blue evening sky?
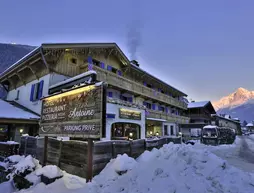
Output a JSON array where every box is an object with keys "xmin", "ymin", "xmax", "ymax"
[{"xmin": 1, "ymin": 0, "xmax": 254, "ymax": 101}]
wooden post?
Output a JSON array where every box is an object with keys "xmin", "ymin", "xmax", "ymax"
[
  {"xmin": 86, "ymin": 138, "xmax": 94, "ymax": 183},
  {"xmin": 24, "ymin": 136, "xmax": 28, "ymax": 155},
  {"xmin": 58, "ymin": 140, "xmax": 63, "ymax": 167},
  {"xmin": 43, "ymin": 136, "xmax": 48, "ymax": 166}
]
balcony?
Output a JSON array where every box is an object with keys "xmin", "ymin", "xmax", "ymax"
[
  {"xmin": 82, "ymin": 64, "xmax": 187, "ymax": 110},
  {"xmin": 146, "ymin": 110, "xmax": 190, "ymax": 124},
  {"xmin": 189, "ymin": 114, "xmax": 211, "ymax": 120}
]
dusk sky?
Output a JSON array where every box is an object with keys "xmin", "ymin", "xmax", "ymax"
[{"xmin": 1, "ymin": 0, "xmax": 254, "ymax": 102}]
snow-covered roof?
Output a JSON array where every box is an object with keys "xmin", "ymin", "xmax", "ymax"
[
  {"xmin": 188, "ymin": 101, "xmax": 209, "ymax": 108},
  {"xmin": 49, "ymin": 70, "xmax": 97, "ymax": 89},
  {"xmin": 203, "ymin": 125, "xmax": 218, "ymax": 129},
  {"xmin": 246, "ymin": 123, "xmax": 253, "ymax": 127},
  {"xmin": 146, "ymin": 118, "xmax": 167, "ymax": 122},
  {"xmin": 0, "ymin": 99, "xmax": 39, "ymax": 120}
]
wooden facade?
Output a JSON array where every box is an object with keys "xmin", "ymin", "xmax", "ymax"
[{"xmin": 0, "ymin": 43, "xmax": 189, "ymax": 124}]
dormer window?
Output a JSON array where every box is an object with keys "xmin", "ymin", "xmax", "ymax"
[{"xmin": 70, "ymin": 58, "xmax": 77, "ymax": 64}]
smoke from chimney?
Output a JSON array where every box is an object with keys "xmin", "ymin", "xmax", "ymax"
[{"xmin": 126, "ymin": 0, "xmax": 143, "ymax": 61}]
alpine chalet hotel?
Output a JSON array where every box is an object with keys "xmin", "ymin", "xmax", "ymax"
[{"xmin": 0, "ymin": 43, "xmax": 189, "ymax": 141}]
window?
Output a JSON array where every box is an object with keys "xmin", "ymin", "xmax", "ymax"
[
  {"xmin": 92, "ymin": 59, "xmax": 100, "ymax": 67},
  {"xmin": 30, "ymin": 80, "xmax": 44, "ymax": 101},
  {"xmin": 15, "ymin": 90, "xmax": 20, "ymax": 100},
  {"xmin": 147, "ymin": 84, "xmax": 152, "ymax": 88},
  {"xmin": 164, "ymin": 125, "xmax": 168, "ymax": 135},
  {"xmin": 145, "ymin": 102, "xmax": 152, "ymax": 109},
  {"xmin": 111, "ymin": 123, "xmax": 141, "ymax": 140},
  {"xmin": 170, "ymin": 126, "xmax": 174, "ymax": 135},
  {"xmin": 152, "ymin": 104, "xmax": 156, "ymax": 110},
  {"xmin": 159, "ymin": 106, "xmax": 165, "ymax": 112},
  {"xmin": 70, "ymin": 58, "xmax": 77, "ymax": 64},
  {"xmin": 120, "ymin": 95, "xmax": 128, "ymax": 101},
  {"xmin": 112, "ymin": 67, "xmax": 118, "ymax": 74},
  {"xmin": 128, "ymin": 97, "xmax": 133, "ymax": 103}
]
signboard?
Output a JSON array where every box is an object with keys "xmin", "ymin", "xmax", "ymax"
[
  {"xmin": 119, "ymin": 108, "xmax": 141, "ymax": 120},
  {"xmin": 40, "ymin": 84, "xmax": 104, "ymax": 138}
]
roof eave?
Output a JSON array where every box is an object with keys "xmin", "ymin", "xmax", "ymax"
[
  {"xmin": 0, "ymin": 46, "xmax": 41, "ymax": 81},
  {"xmin": 130, "ymin": 64, "xmax": 187, "ymax": 96},
  {"xmin": 41, "ymin": 42, "xmax": 130, "ymax": 64}
]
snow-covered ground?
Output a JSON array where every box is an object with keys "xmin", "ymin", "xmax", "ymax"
[{"xmin": 1, "ymin": 137, "xmax": 254, "ymax": 193}]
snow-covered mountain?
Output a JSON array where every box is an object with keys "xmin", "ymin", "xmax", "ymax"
[{"xmin": 212, "ymin": 87, "xmax": 254, "ymax": 122}]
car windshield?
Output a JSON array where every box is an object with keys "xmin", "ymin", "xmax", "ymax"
[{"xmin": 202, "ymin": 128, "xmax": 217, "ymax": 137}]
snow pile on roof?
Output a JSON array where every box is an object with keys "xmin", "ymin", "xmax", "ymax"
[
  {"xmin": 5, "ymin": 142, "xmax": 253, "ymax": 193},
  {"xmin": 203, "ymin": 125, "xmax": 217, "ymax": 129},
  {"xmin": 246, "ymin": 123, "xmax": 254, "ymax": 127},
  {"xmin": 0, "ymin": 141, "xmax": 19, "ymax": 145},
  {"xmin": 36, "ymin": 165, "xmax": 63, "ymax": 179},
  {"xmin": 49, "ymin": 70, "xmax": 96, "ymax": 89},
  {"xmin": 0, "ymin": 99, "xmax": 39, "ymax": 120},
  {"xmin": 188, "ymin": 101, "xmax": 209, "ymax": 108}
]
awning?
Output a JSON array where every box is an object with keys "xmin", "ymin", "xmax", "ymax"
[{"xmin": 146, "ymin": 118, "xmax": 166, "ymax": 122}]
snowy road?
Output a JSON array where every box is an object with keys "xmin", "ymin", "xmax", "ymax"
[{"xmin": 211, "ymin": 136, "xmax": 254, "ymax": 172}]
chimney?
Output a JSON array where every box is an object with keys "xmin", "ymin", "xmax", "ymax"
[{"xmin": 131, "ymin": 60, "xmax": 140, "ymax": 67}]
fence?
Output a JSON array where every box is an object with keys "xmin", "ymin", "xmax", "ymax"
[
  {"xmin": 18, "ymin": 136, "xmax": 181, "ymax": 179},
  {"xmin": 0, "ymin": 142, "xmax": 19, "ymax": 158}
]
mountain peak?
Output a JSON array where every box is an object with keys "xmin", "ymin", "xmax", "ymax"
[
  {"xmin": 236, "ymin": 87, "xmax": 249, "ymax": 93},
  {"xmin": 212, "ymin": 87, "xmax": 254, "ymax": 111}
]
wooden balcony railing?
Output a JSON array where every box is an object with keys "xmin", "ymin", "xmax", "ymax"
[
  {"xmin": 146, "ymin": 110, "xmax": 190, "ymax": 124},
  {"xmin": 82, "ymin": 65, "xmax": 187, "ymax": 110},
  {"xmin": 189, "ymin": 114, "xmax": 211, "ymax": 120}
]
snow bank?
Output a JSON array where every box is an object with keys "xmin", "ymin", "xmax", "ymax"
[
  {"xmin": 0, "ymin": 181, "xmax": 15, "ymax": 193},
  {"xmin": 36, "ymin": 165, "xmax": 63, "ymax": 178},
  {"xmin": 12, "ymin": 140, "xmax": 254, "ymax": 193},
  {"xmin": 6, "ymin": 155, "xmax": 40, "ymax": 179}
]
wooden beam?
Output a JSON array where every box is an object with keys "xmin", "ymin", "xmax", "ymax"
[
  {"xmin": 0, "ymin": 118, "xmax": 38, "ymax": 125},
  {"xmin": 40, "ymin": 47, "xmax": 50, "ymax": 72},
  {"xmin": 15, "ymin": 72, "xmax": 26, "ymax": 85},
  {"xmin": 27, "ymin": 65, "xmax": 39, "ymax": 79},
  {"xmin": 29, "ymin": 57, "xmax": 41, "ymax": 65},
  {"xmin": 6, "ymin": 78, "xmax": 16, "ymax": 89},
  {"xmin": 0, "ymin": 83, "xmax": 8, "ymax": 92}
]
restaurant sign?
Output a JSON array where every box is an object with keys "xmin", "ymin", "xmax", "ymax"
[
  {"xmin": 40, "ymin": 84, "xmax": 104, "ymax": 138},
  {"xmin": 119, "ymin": 108, "xmax": 141, "ymax": 120}
]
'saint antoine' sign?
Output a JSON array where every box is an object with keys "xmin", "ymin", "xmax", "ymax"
[{"xmin": 40, "ymin": 84, "xmax": 104, "ymax": 138}]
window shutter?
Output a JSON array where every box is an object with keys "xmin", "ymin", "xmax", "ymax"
[
  {"xmin": 128, "ymin": 97, "xmax": 133, "ymax": 103},
  {"xmin": 30, "ymin": 84, "xmax": 35, "ymax": 101},
  {"xmin": 108, "ymin": 92, "xmax": 113, "ymax": 98},
  {"xmin": 38, "ymin": 80, "xmax": 44, "ymax": 99},
  {"xmin": 143, "ymin": 101, "xmax": 146, "ymax": 106},
  {"xmin": 87, "ymin": 56, "xmax": 93, "ymax": 64},
  {"xmin": 152, "ymin": 104, "xmax": 156, "ymax": 110},
  {"xmin": 107, "ymin": 65, "xmax": 112, "ymax": 71},
  {"xmin": 166, "ymin": 108, "xmax": 168, "ymax": 113},
  {"xmin": 117, "ymin": 70, "xmax": 122, "ymax": 76},
  {"xmin": 100, "ymin": 62, "xmax": 105, "ymax": 69}
]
